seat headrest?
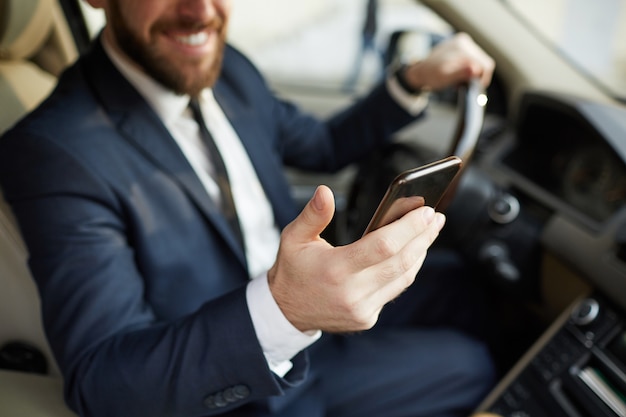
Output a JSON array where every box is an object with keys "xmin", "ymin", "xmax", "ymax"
[{"xmin": 0, "ymin": 0, "xmax": 55, "ymax": 60}]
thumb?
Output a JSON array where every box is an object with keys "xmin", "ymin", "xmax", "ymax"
[{"xmin": 286, "ymin": 185, "xmax": 335, "ymax": 243}]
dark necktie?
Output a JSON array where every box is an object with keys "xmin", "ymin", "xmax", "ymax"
[{"xmin": 189, "ymin": 98, "xmax": 244, "ymax": 248}]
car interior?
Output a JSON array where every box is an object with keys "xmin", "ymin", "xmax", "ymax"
[
  {"xmin": 2, "ymin": 1, "xmax": 626, "ymax": 416},
  {"xmin": 0, "ymin": 0, "xmax": 79, "ymax": 413}
]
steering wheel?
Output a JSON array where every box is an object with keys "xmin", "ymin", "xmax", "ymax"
[
  {"xmin": 342, "ymin": 78, "xmax": 488, "ymax": 243},
  {"xmin": 448, "ymin": 78, "xmax": 488, "ymax": 162},
  {"xmin": 438, "ymin": 77, "xmax": 488, "ymax": 209}
]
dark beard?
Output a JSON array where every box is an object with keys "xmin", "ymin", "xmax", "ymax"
[{"xmin": 108, "ymin": 0, "xmax": 225, "ymax": 96}]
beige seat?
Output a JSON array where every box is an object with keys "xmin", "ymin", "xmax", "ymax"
[{"xmin": 0, "ymin": 0, "xmax": 78, "ymax": 415}]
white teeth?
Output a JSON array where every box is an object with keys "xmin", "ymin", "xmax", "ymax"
[{"xmin": 176, "ymin": 32, "xmax": 209, "ymax": 46}]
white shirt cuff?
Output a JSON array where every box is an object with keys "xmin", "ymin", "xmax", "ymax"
[
  {"xmin": 386, "ymin": 74, "xmax": 430, "ymax": 116},
  {"xmin": 246, "ymin": 273, "xmax": 322, "ymax": 377}
]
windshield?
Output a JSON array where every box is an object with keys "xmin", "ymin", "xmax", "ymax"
[
  {"xmin": 502, "ymin": 0, "xmax": 626, "ymax": 101},
  {"xmin": 228, "ymin": 0, "xmax": 451, "ymax": 94}
]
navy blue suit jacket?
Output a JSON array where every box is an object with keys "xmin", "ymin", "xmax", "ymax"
[{"xmin": 0, "ymin": 40, "xmax": 420, "ymax": 416}]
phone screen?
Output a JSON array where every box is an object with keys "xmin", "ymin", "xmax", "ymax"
[{"xmin": 363, "ymin": 156, "xmax": 462, "ymax": 235}]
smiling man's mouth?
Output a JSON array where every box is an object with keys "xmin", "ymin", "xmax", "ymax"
[{"xmin": 175, "ymin": 31, "xmax": 210, "ymax": 46}]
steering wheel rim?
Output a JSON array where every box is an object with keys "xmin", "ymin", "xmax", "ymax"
[
  {"xmin": 342, "ymin": 78, "xmax": 488, "ymax": 243},
  {"xmin": 438, "ymin": 77, "xmax": 488, "ymax": 210},
  {"xmin": 448, "ymin": 78, "xmax": 488, "ymax": 162}
]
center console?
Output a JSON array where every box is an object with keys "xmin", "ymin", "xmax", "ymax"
[{"xmin": 479, "ymin": 294, "xmax": 626, "ymax": 417}]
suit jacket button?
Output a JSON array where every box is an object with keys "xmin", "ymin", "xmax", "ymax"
[
  {"xmin": 223, "ymin": 387, "xmax": 236, "ymax": 402},
  {"xmin": 204, "ymin": 385, "xmax": 250, "ymax": 409},
  {"xmin": 213, "ymin": 392, "xmax": 228, "ymax": 407},
  {"xmin": 204, "ymin": 393, "xmax": 228, "ymax": 409},
  {"xmin": 232, "ymin": 385, "xmax": 250, "ymax": 400},
  {"xmin": 204, "ymin": 395, "xmax": 217, "ymax": 409}
]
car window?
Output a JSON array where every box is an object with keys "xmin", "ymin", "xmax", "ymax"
[
  {"xmin": 502, "ymin": 0, "xmax": 626, "ymax": 102},
  {"xmin": 228, "ymin": 0, "xmax": 453, "ymax": 114}
]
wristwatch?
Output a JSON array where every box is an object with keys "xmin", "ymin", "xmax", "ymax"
[{"xmin": 394, "ymin": 64, "xmax": 423, "ymax": 95}]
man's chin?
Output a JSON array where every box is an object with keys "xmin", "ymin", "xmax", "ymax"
[
  {"xmin": 143, "ymin": 61, "xmax": 218, "ymax": 96},
  {"xmin": 127, "ymin": 37, "xmax": 224, "ymax": 95}
]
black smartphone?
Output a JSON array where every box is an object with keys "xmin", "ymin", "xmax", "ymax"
[{"xmin": 362, "ymin": 156, "xmax": 462, "ymax": 235}]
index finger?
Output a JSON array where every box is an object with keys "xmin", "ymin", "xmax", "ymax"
[{"xmin": 343, "ymin": 206, "xmax": 440, "ymax": 270}]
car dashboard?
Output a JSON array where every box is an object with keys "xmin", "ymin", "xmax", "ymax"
[
  {"xmin": 503, "ymin": 94, "xmax": 626, "ymax": 228},
  {"xmin": 483, "ymin": 92, "xmax": 626, "ymax": 309},
  {"xmin": 472, "ymin": 91, "xmax": 626, "ymax": 417}
]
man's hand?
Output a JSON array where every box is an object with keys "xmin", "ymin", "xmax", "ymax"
[
  {"xmin": 403, "ymin": 32, "xmax": 495, "ymax": 91},
  {"xmin": 267, "ymin": 185, "xmax": 445, "ymax": 333}
]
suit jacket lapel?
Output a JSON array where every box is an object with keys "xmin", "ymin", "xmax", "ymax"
[
  {"xmin": 213, "ymin": 64, "xmax": 299, "ymax": 229},
  {"xmin": 81, "ymin": 40, "xmax": 248, "ymax": 267}
]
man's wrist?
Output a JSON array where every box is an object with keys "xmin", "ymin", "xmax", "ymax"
[
  {"xmin": 394, "ymin": 64, "xmax": 424, "ymax": 95},
  {"xmin": 246, "ymin": 273, "xmax": 321, "ymax": 377},
  {"xmin": 387, "ymin": 65, "xmax": 431, "ymax": 116}
]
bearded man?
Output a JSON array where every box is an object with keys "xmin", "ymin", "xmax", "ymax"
[{"xmin": 0, "ymin": 1, "xmax": 496, "ymax": 416}]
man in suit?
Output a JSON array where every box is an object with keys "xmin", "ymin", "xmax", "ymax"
[{"xmin": 0, "ymin": 0, "xmax": 496, "ymax": 416}]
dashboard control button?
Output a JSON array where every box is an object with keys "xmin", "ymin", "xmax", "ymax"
[{"xmin": 570, "ymin": 298, "xmax": 600, "ymax": 326}]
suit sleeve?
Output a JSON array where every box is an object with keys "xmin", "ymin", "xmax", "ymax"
[
  {"xmin": 220, "ymin": 46, "xmax": 423, "ymax": 174},
  {"xmin": 0, "ymin": 130, "xmax": 306, "ymax": 417}
]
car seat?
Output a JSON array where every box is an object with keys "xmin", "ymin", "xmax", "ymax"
[{"xmin": 0, "ymin": 0, "xmax": 78, "ymax": 414}]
